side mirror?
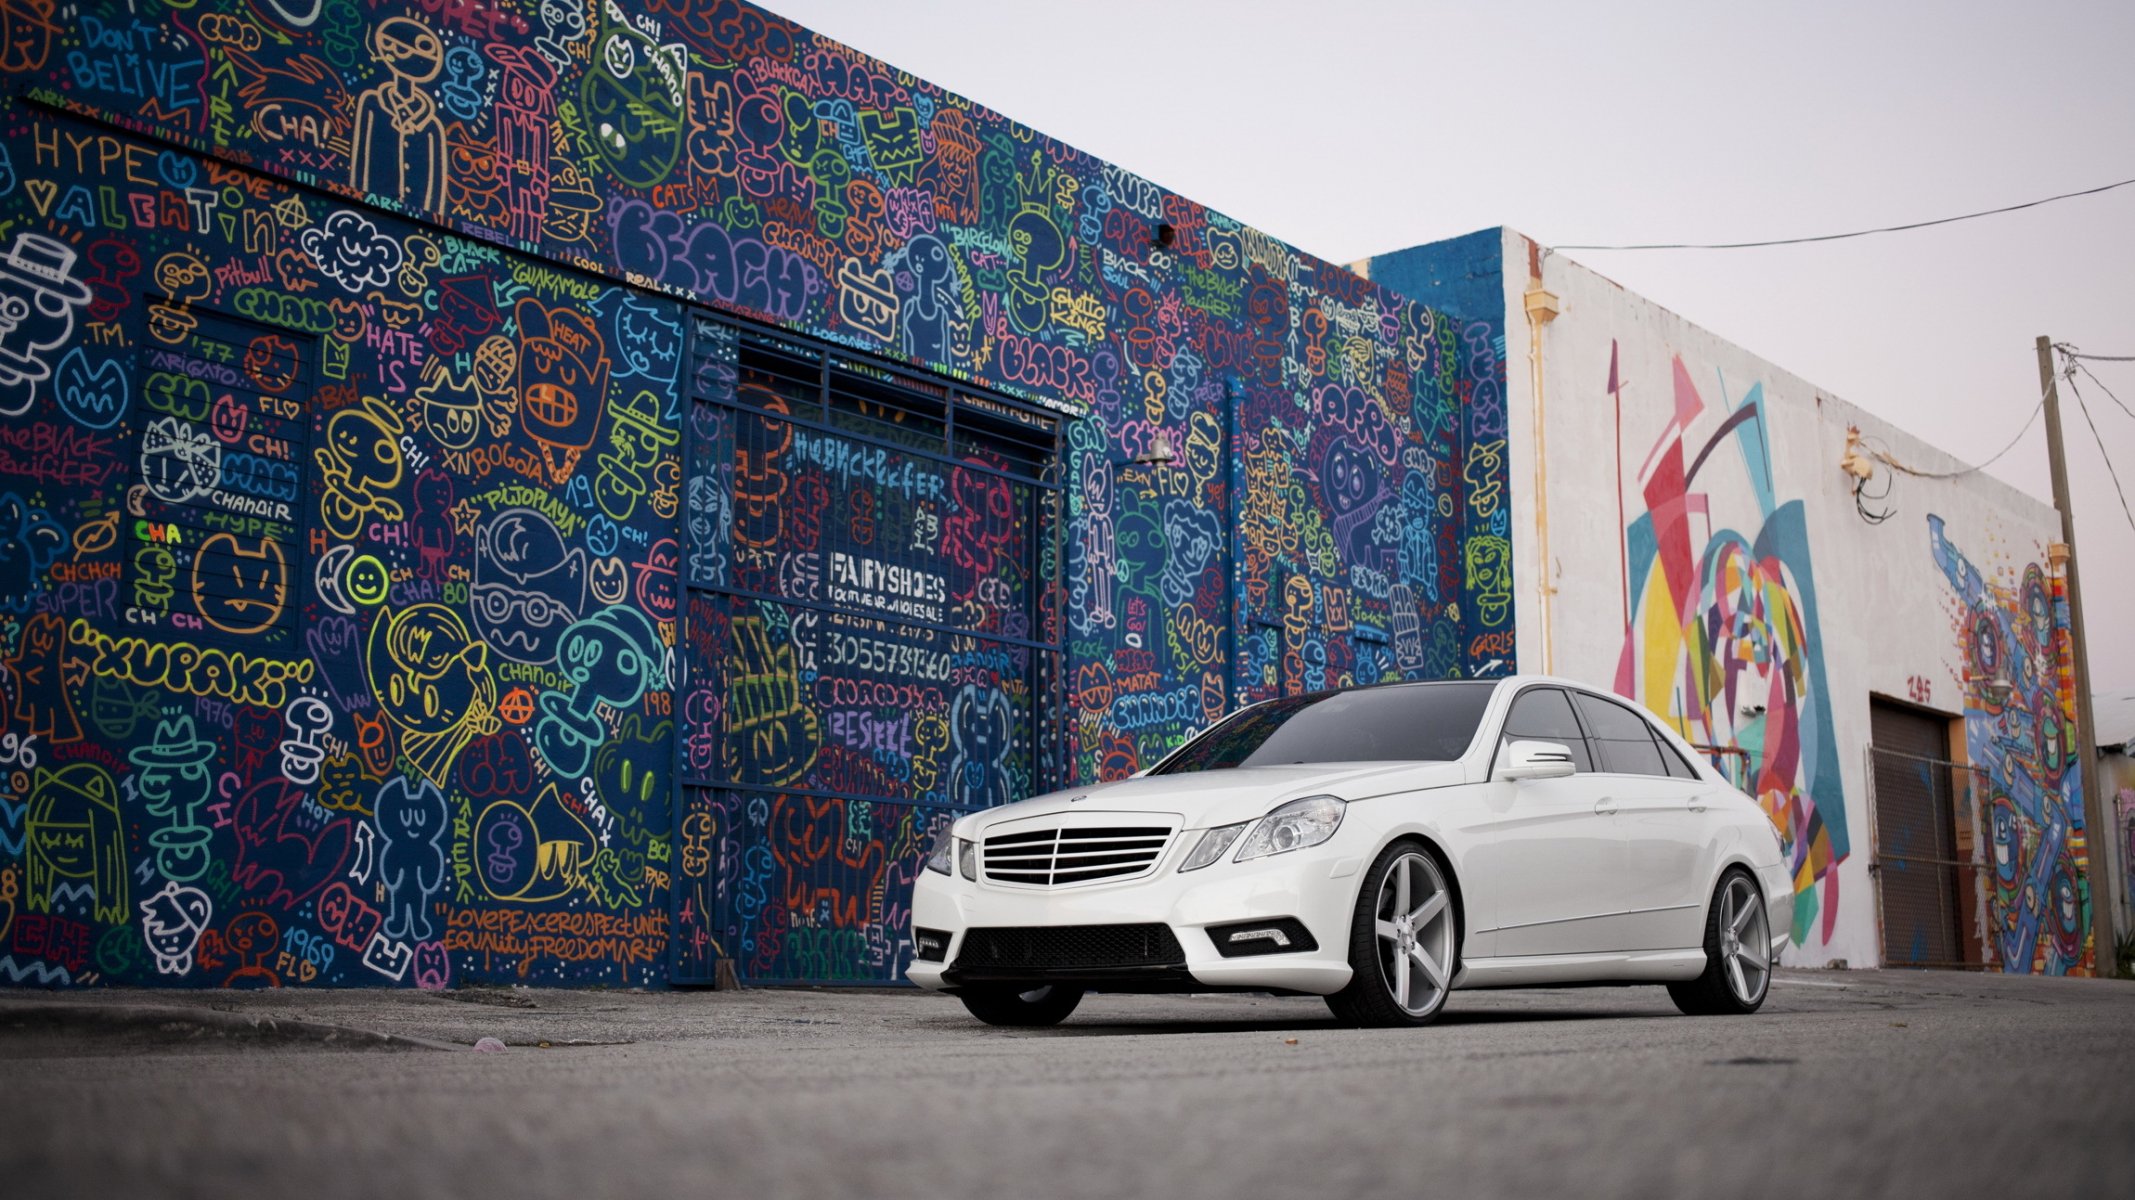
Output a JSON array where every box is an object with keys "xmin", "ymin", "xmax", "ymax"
[{"xmin": 1500, "ymin": 740, "xmax": 1577, "ymax": 781}]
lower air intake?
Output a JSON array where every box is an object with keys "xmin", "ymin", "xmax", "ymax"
[{"xmin": 952, "ymin": 924, "xmax": 1186, "ymax": 971}]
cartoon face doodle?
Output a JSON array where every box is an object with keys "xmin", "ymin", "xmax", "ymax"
[
  {"xmin": 366, "ymin": 603, "xmax": 499, "ymax": 786},
  {"xmin": 130, "ymin": 715, "xmax": 217, "ymax": 884},
  {"xmin": 533, "ymin": 607, "xmax": 665, "ymax": 778},
  {"xmin": 86, "ymin": 674, "xmax": 158, "ymax": 741},
  {"xmin": 373, "ymin": 775, "xmax": 448, "ymax": 943},
  {"xmin": 516, "ymin": 298, "xmax": 611, "ymax": 483},
  {"xmin": 191, "ymin": 532, "xmax": 290, "ymax": 636},
  {"xmin": 0, "ymin": 232, "xmax": 93, "ymax": 415},
  {"xmin": 350, "ymin": 16, "xmax": 447, "ymax": 210},
  {"xmin": 315, "ymin": 396, "xmax": 406, "ymax": 540},
  {"xmin": 473, "ymin": 507, "xmax": 586, "ymax": 664},
  {"xmin": 415, "ymin": 359, "xmax": 487, "ymax": 451},
  {"xmin": 279, "ymin": 695, "xmax": 334, "ymax": 786},
  {"xmin": 138, "ymin": 881, "xmax": 212, "ymax": 975},
  {"xmin": 26, "ymin": 763, "xmax": 128, "ymax": 925},
  {"xmin": 473, "ymin": 783, "xmax": 595, "ymax": 903},
  {"xmin": 578, "ymin": 0, "xmax": 685, "ymax": 188},
  {"xmin": 1463, "ymin": 536, "xmax": 1513, "ymax": 629},
  {"xmin": 139, "ymin": 416, "xmax": 222, "ymax": 505}
]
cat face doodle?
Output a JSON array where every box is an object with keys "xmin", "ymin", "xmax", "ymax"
[
  {"xmin": 140, "ymin": 417, "xmax": 221, "ymax": 504},
  {"xmin": 192, "ymin": 532, "xmax": 289, "ymax": 636},
  {"xmin": 579, "ymin": 2, "xmax": 684, "ymax": 188},
  {"xmin": 416, "ymin": 361, "xmax": 484, "ymax": 451},
  {"xmin": 473, "ymin": 507, "xmax": 586, "ymax": 664}
]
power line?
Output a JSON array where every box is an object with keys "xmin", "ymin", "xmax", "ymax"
[
  {"xmin": 1867, "ymin": 382, "xmax": 2048, "ymax": 480},
  {"xmin": 1555, "ymin": 174, "xmax": 2135, "ymax": 251},
  {"xmin": 2060, "ymin": 348, "xmax": 2135, "ymax": 363},
  {"xmin": 2063, "ymin": 372, "xmax": 2135, "ymax": 542},
  {"xmin": 2068, "ymin": 358, "xmax": 2135, "ymax": 423}
]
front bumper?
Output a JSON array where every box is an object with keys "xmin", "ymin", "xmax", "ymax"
[{"xmin": 906, "ymin": 819, "xmax": 1376, "ymax": 996}]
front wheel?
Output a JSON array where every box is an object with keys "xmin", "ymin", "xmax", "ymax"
[
  {"xmin": 1668, "ymin": 869, "xmax": 1773, "ymax": 1015},
  {"xmin": 956, "ymin": 983, "xmax": 1085, "ymax": 1026},
  {"xmin": 1325, "ymin": 842, "xmax": 1458, "ymax": 1027}
]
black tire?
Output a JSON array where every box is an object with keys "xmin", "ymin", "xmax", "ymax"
[
  {"xmin": 956, "ymin": 983, "xmax": 1085, "ymax": 1026},
  {"xmin": 1668, "ymin": 868, "xmax": 1773, "ymax": 1016},
  {"xmin": 1325, "ymin": 840, "xmax": 1460, "ymax": 1028}
]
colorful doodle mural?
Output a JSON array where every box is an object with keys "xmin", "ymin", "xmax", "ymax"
[
  {"xmin": 0, "ymin": 109, "xmax": 680, "ymax": 984},
  {"xmin": 1614, "ymin": 348, "xmax": 1849, "ymax": 951},
  {"xmin": 1928, "ymin": 516, "xmax": 2093, "ymax": 975},
  {"xmin": 0, "ymin": 0, "xmax": 1507, "ymax": 987}
]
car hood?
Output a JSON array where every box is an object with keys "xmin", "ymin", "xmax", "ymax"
[{"xmin": 966, "ymin": 761, "xmax": 1470, "ymax": 832}]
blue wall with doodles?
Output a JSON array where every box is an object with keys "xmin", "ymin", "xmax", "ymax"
[{"xmin": 0, "ymin": 0, "xmax": 1508, "ymax": 987}]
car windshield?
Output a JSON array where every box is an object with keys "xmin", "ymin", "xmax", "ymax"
[{"xmin": 1150, "ymin": 682, "xmax": 1496, "ymax": 774}]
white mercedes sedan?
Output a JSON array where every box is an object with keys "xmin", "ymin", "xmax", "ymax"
[{"xmin": 907, "ymin": 676, "xmax": 1791, "ymax": 1027}]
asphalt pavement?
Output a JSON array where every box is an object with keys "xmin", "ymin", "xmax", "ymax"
[{"xmin": 3, "ymin": 968, "xmax": 2130, "ymax": 1199}]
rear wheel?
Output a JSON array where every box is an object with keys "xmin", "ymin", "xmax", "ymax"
[
  {"xmin": 956, "ymin": 983, "xmax": 1085, "ymax": 1026},
  {"xmin": 1668, "ymin": 869, "xmax": 1773, "ymax": 1015},
  {"xmin": 1326, "ymin": 842, "xmax": 1458, "ymax": 1027}
]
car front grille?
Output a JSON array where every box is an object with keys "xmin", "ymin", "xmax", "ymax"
[
  {"xmin": 952, "ymin": 924, "xmax": 1186, "ymax": 971},
  {"xmin": 980, "ymin": 825, "xmax": 1173, "ymax": 886}
]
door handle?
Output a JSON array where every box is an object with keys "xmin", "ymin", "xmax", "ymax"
[
  {"xmin": 1594, "ymin": 796, "xmax": 1619, "ymax": 815},
  {"xmin": 1687, "ymin": 793, "xmax": 1712, "ymax": 813}
]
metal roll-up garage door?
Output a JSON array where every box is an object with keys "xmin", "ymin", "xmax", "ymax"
[
  {"xmin": 1870, "ymin": 699, "xmax": 1973, "ymax": 968},
  {"xmin": 673, "ymin": 316, "xmax": 1063, "ymax": 984}
]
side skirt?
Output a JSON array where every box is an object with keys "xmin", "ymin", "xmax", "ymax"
[{"xmin": 1450, "ymin": 948, "xmax": 1706, "ymax": 989}]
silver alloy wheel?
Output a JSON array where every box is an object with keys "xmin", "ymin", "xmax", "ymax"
[
  {"xmin": 1719, "ymin": 874, "xmax": 1772, "ymax": 1005},
  {"xmin": 1373, "ymin": 851, "xmax": 1455, "ymax": 1016}
]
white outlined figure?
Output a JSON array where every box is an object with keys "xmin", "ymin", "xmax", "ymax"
[{"xmin": 0, "ymin": 233, "xmax": 93, "ymax": 416}]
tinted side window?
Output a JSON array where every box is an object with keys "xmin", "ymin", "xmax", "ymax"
[
  {"xmin": 1575, "ymin": 693, "xmax": 1652, "ymax": 740},
  {"xmin": 1573, "ymin": 692, "xmax": 1671, "ymax": 778},
  {"xmin": 1502, "ymin": 688, "xmax": 1594, "ymax": 773},
  {"xmin": 1657, "ymin": 736, "xmax": 1700, "ymax": 779}
]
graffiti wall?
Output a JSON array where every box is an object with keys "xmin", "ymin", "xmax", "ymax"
[
  {"xmin": 0, "ymin": 0, "xmax": 1507, "ymax": 985},
  {"xmin": 1361, "ymin": 228, "xmax": 2071, "ymax": 968},
  {"xmin": 0, "ymin": 101, "xmax": 680, "ymax": 986},
  {"xmin": 1613, "ymin": 351, "xmax": 1848, "ymax": 952},
  {"xmin": 1929, "ymin": 517, "xmax": 2094, "ymax": 975}
]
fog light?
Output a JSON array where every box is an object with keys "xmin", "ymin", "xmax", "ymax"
[
  {"xmin": 913, "ymin": 927, "xmax": 951, "ymax": 962},
  {"xmin": 1206, "ymin": 917, "xmax": 1318, "ymax": 958}
]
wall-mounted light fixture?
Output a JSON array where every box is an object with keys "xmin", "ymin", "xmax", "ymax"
[{"xmin": 1111, "ymin": 429, "xmax": 1179, "ymax": 467}]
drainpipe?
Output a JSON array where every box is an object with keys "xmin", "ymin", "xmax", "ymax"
[
  {"xmin": 1521, "ymin": 241, "xmax": 1562, "ymax": 675},
  {"xmin": 1224, "ymin": 376, "xmax": 1242, "ymax": 712}
]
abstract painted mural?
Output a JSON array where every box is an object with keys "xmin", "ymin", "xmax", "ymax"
[
  {"xmin": 0, "ymin": 0, "xmax": 1507, "ymax": 986},
  {"xmin": 1614, "ymin": 349, "xmax": 1849, "ymax": 952},
  {"xmin": 1929, "ymin": 516, "xmax": 2093, "ymax": 975}
]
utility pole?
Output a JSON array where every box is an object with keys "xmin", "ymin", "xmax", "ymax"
[{"xmin": 2038, "ymin": 335, "xmax": 2117, "ymax": 977}]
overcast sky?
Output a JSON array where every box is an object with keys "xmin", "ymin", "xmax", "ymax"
[{"xmin": 766, "ymin": 0, "xmax": 2135, "ymax": 690}]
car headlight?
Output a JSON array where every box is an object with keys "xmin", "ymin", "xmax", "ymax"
[
  {"xmin": 1178, "ymin": 822, "xmax": 1250, "ymax": 872},
  {"xmin": 1232, "ymin": 795, "xmax": 1345, "ymax": 862},
  {"xmin": 924, "ymin": 825, "xmax": 955, "ymax": 875}
]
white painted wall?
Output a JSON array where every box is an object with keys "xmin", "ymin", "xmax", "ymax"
[{"xmin": 1498, "ymin": 229, "xmax": 2067, "ymax": 968}]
